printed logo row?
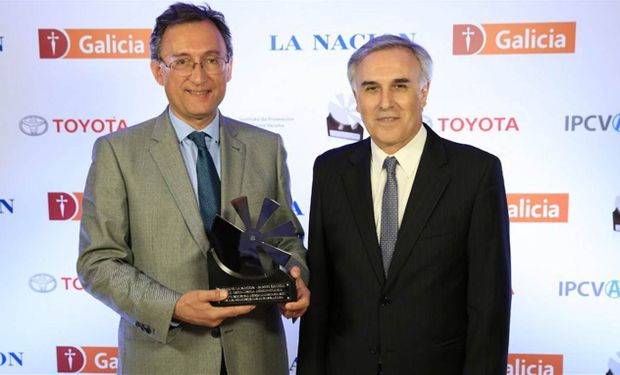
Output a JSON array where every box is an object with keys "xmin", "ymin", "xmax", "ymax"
[
  {"xmin": 15, "ymin": 113, "xmax": 620, "ymax": 139},
  {"xmin": 27, "ymin": 272, "xmax": 620, "ymax": 299},
  {"xmin": 31, "ymin": 21, "xmax": 577, "ymax": 59},
  {"xmin": 3, "ymin": 193, "xmax": 620, "ymax": 228},
  {"xmin": 3, "ymin": 349, "xmax": 620, "ymax": 374}
]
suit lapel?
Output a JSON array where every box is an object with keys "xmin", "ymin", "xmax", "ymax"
[
  {"xmin": 342, "ymin": 139, "xmax": 385, "ymax": 285},
  {"xmin": 219, "ymin": 115, "xmax": 246, "ymax": 224},
  {"xmin": 385, "ymin": 126, "xmax": 450, "ymax": 289},
  {"xmin": 149, "ymin": 110, "xmax": 210, "ymax": 255}
]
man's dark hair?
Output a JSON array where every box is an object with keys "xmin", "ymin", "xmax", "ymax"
[{"xmin": 150, "ymin": 2, "xmax": 232, "ymax": 61}]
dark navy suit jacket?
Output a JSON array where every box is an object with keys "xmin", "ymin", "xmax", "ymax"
[{"xmin": 298, "ymin": 125, "xmax": 511, "ymax": 375}]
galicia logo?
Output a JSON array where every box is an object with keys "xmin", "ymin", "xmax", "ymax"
[
  {"xmin": 507, "ymin": 194, "xmax": 569, "ymax": 223},
  {"xmin": 507, "ymin": 353, "xmax": 563, "ymax": 375},
  {"xmin": 435, "ymin": 116, "xmax": 519, "ymax": 132},
  {"xmin": 453, "ymin": 22, "xmax": 576, "ymax": 55},
  {"xmin": 564, "ymin": 113, "xmax": 620, "ymax": 132},
  {"xmin": 0, "ymin": 352, "xmax": 23, "ymax": 367},
  {"xmin": 270, "ymin": 32, "xmax": 415, "ymax": 51},
  {"xmin": 0, "ymin": 36, "xmax": 4, "ymax": 52},
  {"xmin": 48, "ymin": 192, "xmax": 83, "ymax": 221},
  {"xmin": 29, "ymin": 273, "xmax": 57, "ymax": 293},
  {"xmin": 56, "ymin": 346, "xmax": 117, "ymax": 373},
  {"xmin": 327, "ymin": 94, "xmax": 364, "ymax": 141},
  {"xmin": 289, "ymin": 356, "xmax": 297, "ymax": 373},
  {"xmin": 0, "ymin": 198, "xmax": 14, "ymax": 214},
  {"xmin": 19, "ymin": 115, "xmax": 49, "ymax": 136},
  {"xmin": 38, "ymin": 28, "xmax": 150, "ymax": 59},
  {"xmin": 558, "ymin": 280, "xmax": 620, "ymax": 298}
]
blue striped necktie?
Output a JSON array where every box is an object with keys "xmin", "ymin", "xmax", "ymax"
[
  {"xmin": 187, "ymin": 131, "xmax": 221, "ymax": 233},
  {"xmin": 380, "ymin": 156, "xmax": 398, "ymax": 277}
]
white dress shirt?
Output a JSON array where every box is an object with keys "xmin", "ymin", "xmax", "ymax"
[
  {"xmin": 169, "ymin": 108, "xmax": 221, "ymax": 203},
  {"xmin": 370, "ymin": 125, "xmax": 427, "ymax": 241}
]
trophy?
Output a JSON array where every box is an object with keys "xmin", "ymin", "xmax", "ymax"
[{"xmin": 208, "ymin": 196, "xmax": 298, "ymax": 306}]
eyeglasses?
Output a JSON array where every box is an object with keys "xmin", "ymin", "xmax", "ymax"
[{"xmin": 159, "ymin": 54, "xmax": 229, "ymax": 75}]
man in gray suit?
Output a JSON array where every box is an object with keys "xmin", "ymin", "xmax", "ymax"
[{"xmin": 77, "ymin": 3, "xmax": 309, "ymax": 374}]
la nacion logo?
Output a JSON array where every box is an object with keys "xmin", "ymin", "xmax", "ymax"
[
  {"xmin": 56, "ymin": 346, "xmax": 117, "ymax": 373},
  {"xmin": 38, "ymin": 28, "xmax": 150, "ymax": 59},
  {"xmin": 453, "ymin": 22, "xmax": 576, "ymax": 55},
  {"xmin": 507, "ymin": 194, "xmax": 569, "ymax": 223}
]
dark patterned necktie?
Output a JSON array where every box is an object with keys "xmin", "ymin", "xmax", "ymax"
[
  {"xmin": 380, "ymin": 156, "xmax": 398, "ymax": 277},
  {"xmin": 187, "ymin": 131, "xmax": 221, "ymax": 233}
]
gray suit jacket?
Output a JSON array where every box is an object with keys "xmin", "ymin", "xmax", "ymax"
[{"xmin": 77, "ymin": 109, "xmax": 307, "ymax": 374}]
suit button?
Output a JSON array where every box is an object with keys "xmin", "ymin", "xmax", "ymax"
[
  {"xmin": 369, "ymin": 348, "xmax": 377, "ymax": 355},
  {"xmin": 211, "ymin": 328, "xmax": 221, "ymax": 338},
  {"xmin": 380, "ymin": 296, "xmax": 390, "ymax": 306}
]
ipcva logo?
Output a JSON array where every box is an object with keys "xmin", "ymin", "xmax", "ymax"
[
  {"xmin": 48, "ymin": 192, "xmax": 83, "ymax": 221},
  {"xmin": 56, "ymin": 346, "xmax": 117, "ymax": 373},
  {"xmin": 564, "ymin": 113, "xmax": 620, "ymax": 132},
  {"xmin": 559, "ymin": 280, "xmax": 620, "ymax": 298}
]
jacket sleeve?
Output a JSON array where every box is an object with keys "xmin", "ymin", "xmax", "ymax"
[
  {"xmin": 76, "ymin": 136, "xmax": 182, "ymax": 344},
  {"xmin": 297, "ymin": 157, "xmax": 330, "ymax": 374},
  {"xmin": 463, "ymin": 156, "xmax": 512, "ymax": 374}
]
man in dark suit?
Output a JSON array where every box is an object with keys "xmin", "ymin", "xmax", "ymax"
[
  {"xmin": 297, "ymin": 35, "xmax": 511, "ymax": 374},
  {"xmin": 77, "ymin": 3, "xmax": 309, "ymax": 374}
]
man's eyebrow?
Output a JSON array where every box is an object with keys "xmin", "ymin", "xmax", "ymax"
[
  {"xmin": 360, "ymin": 78, "xmax": 412, "ymax": 86},
  {"xmin": 170, "ymin": 50, "xmax": 223, "ymax": 59},
  {"xmin": 393, "ymin": 78, "xmax": 411, "ymax": 84},
  {"xmin": 360, "ymin": 80, "xmax": 379, "ymax": 87}
]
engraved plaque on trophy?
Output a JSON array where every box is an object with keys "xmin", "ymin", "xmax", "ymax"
[{"xmin": 208, "ymin": 197, "xmax": 298, "ymax": 306}]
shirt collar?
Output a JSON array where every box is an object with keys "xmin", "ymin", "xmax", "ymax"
[
  {"xmin": 169, "ymin": 107, "xmax": 220, "ymax": 144},
  {"xmin": 370, "ymin": 124, "xmax": 427, "ymax": 179}
]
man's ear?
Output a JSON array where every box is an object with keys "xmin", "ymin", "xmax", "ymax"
[
  {"xmin": 150, "ymin": 60, "xmax": 165, "ymax": 86},
  {"xmin": 352, "ymin": 88, "xmax": 360, "ymax": 112},
  {"xmin": 224, "ymin": 58, "xmax": 233, "ymax": 82},
  {"xmin": 420, "ymin": 81, "xmax": 430, "ymax": 108}
]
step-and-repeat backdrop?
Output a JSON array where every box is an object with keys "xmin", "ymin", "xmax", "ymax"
[{"xmin": 1, "ymin": 1, "xmax": 618, "ymax": 374}]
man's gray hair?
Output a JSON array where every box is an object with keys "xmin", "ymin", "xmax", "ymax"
[{"xmin": 347, "ymin": 35, "xmax": 433, "ymax": 87}]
